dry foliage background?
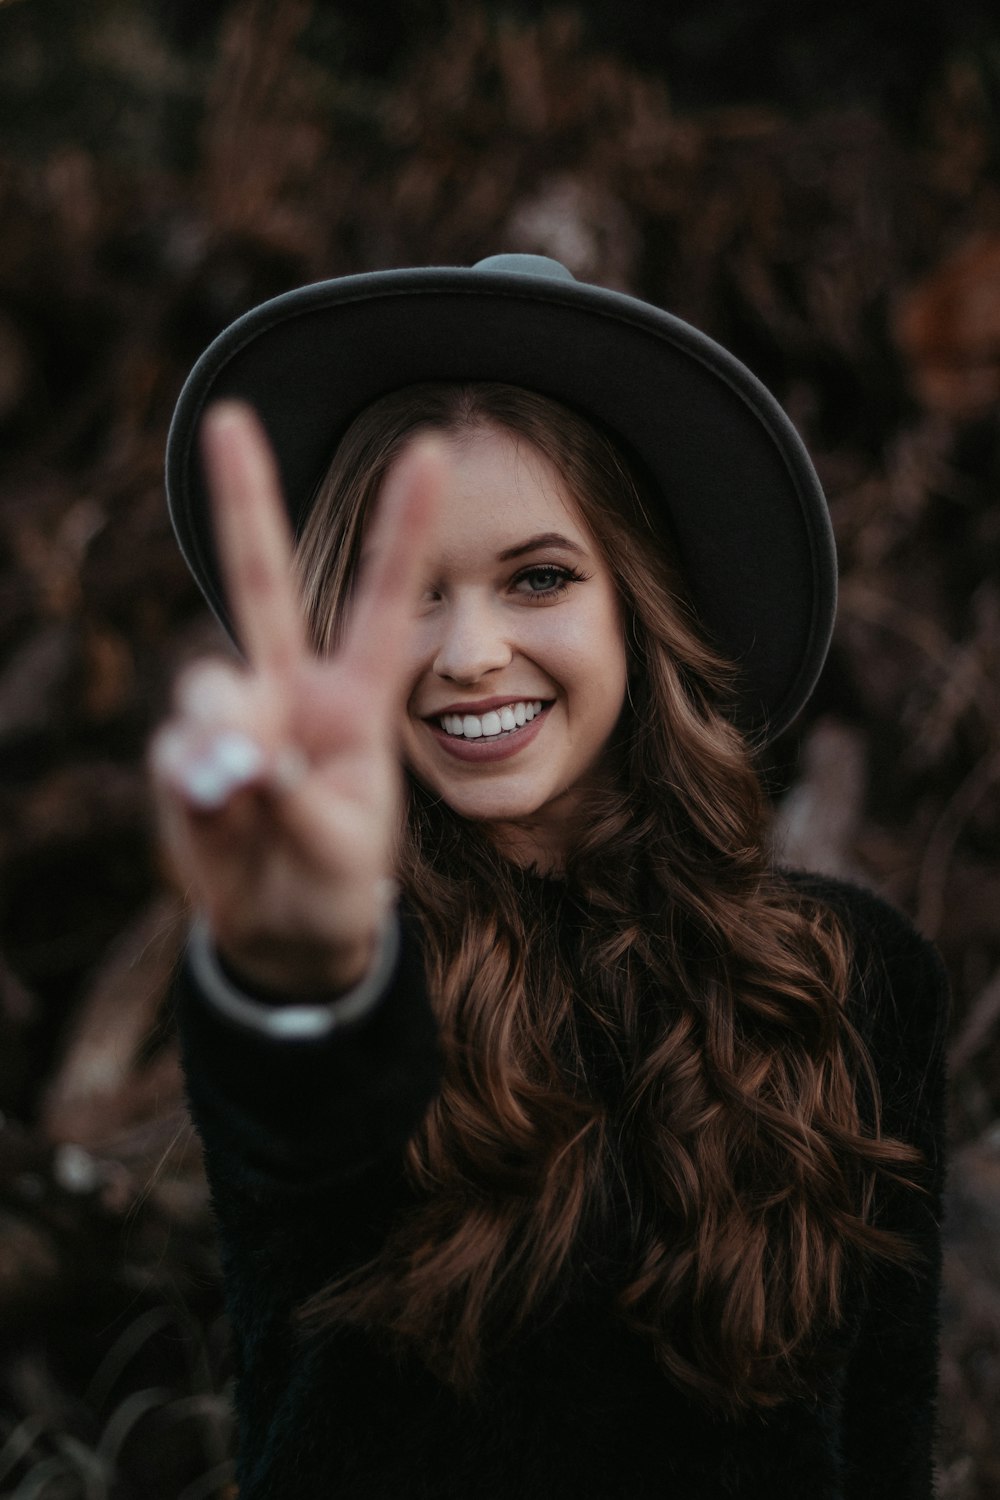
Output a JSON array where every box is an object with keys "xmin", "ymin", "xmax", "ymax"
[{"xmin": 1, "ymin": 1, "xmax": 999, "ymax": 1495}]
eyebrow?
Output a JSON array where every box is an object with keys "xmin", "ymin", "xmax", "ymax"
[{"xmin": 497, "ymin": 532, "xmax": 587, "ymax": 561}]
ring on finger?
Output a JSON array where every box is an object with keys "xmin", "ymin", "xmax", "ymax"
[{"xmin": 160, "ymin": 728, "xmax": 267, "ymax": 811}]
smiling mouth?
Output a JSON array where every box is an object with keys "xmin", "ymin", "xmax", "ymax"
[{"xmin": 436, "ymin": 700, "xmax": 546, "ymax": 740}]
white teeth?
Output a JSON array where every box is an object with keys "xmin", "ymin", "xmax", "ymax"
[{"xmin": 439, "ymin": 700, "xmax": 544, "ymax": 739}]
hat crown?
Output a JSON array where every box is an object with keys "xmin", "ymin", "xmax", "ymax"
[{"xmin": 472, "ymin": 253, "xmax": 577, "ymax": 282}]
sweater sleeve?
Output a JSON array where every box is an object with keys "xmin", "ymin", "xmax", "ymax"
[
  {"xmin": 176, "ymin": 904, "xmax": 441, "ymax": 1312},
  {"xmin": 174, "ymin": 908, "xmax": 441, "ymax": 1468},
  {"xmin": 792, "ymin": 875, "xmax": 950, "ymax": 1500},
  {"xmin": 178, "ymin": 902, "xmax": 440, "ymax": 1178}
]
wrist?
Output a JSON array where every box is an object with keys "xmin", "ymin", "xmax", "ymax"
[
  {"xmin": 203, "ymin": 879, "xmax": 398, "ymax": 1002},
  {"xmin": 187, "ymin": 912, "xmax": 400, "ymax": 1039},
  {"xmin": 214, "ymin": 933, "xmax": 378, "ymax": 1004}
]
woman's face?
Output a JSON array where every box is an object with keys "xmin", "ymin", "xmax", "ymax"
[{"xmin": 395, "ymin": 423, "xmax": 628, "ymax": 866}]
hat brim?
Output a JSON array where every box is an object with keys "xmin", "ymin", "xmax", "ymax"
[{"xmin": 165, "ymin": 264, "xmax": 836, "ymax": 741}]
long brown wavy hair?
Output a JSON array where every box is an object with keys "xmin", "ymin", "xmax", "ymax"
[{"xmin": 293, "ymin": 383, "xmax": 921, "ymax": 1411}]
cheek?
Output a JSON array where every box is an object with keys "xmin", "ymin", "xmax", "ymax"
[
  {"xmin": 542, "ymin": 588, "xmax": 622, "ymax": 657},
  {"xmin": 574, "ymin": 593, "xmax": 628, "ymax": 690},
  {"xmin": 552, "ymin": 632, "xmax": 628, "ymax": 740}
]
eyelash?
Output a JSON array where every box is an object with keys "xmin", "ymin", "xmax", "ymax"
[{"xmin": 512, "ymin": 564, "xmax": 589, "ymax": 600}]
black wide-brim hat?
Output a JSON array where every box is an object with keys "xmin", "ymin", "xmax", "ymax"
[{"xmin": 166, "ymin": 253, "xmax": 836, "ymax": 741}]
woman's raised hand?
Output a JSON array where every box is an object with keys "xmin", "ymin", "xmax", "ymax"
[{"xmin": 151, "ymin": 402, "xmax": 445, "ymax": 997}]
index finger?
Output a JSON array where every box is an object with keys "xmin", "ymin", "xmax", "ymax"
[
  {"xmin": 200, "ymin": 401, "xmax": 307, "ymax": 676},
  {"xmin": 340, "ymin": 435, "xmax": 448, "ymax": 718}
]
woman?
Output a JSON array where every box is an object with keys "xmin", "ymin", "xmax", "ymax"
[{"xmin": 156, "ymin": 255, "xmax": 948, "ymax": 1498}]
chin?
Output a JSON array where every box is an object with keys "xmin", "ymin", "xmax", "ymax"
[
  {"xmin": 437, "ymin": 790, "xmax": 542, "ymax": 825},
  {"xmin": 407, "ymin": 769, "xmax": 540, "ymax": 822}
]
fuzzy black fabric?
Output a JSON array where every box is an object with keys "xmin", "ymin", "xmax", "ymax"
[{"xmin": 177, "ymin": 873, "xmax": 949, "ymax": 1499}]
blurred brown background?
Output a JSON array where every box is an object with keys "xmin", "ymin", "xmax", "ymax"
[{"xmin": 1, "ymin": 1, "xmax": 999, "ymax": 1494}]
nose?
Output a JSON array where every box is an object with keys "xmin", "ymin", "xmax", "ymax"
[{"xmin": 432, "ymin": 594, "xmax": 513, "ymax": 685}]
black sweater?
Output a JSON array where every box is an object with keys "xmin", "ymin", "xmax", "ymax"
[{"xmin": 178, "ymin": 872, "xmax": 949, "ymax": 1499}]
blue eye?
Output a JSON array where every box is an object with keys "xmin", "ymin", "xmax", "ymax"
[{"xmin": 513, "ymin": 564, "xmax": 586, "ymax": 599}]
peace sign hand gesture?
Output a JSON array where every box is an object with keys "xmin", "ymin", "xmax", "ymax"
[{"xmin": 151, "ymin": 403, "xmax": 444, "ymax": 998}]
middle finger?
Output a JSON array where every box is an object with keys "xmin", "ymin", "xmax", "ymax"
[{"xmin": 339, "ymin": 434, "xmax": 448, "ymax": 725}]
